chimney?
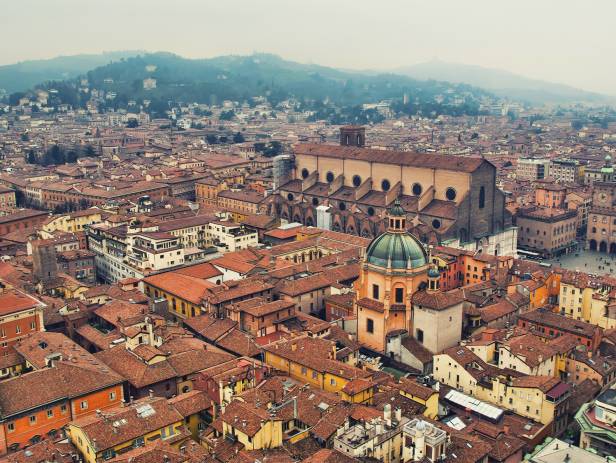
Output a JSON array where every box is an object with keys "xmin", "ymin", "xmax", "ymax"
[
  {"xmin": 394, "ymin": 407, "xmax": 402, "ymax": 423},
  {"xmin": 384, "ymin": 403, "xmax": 392, "ymax": 426},
  {"xmin": 291, "ymin": 343, "xmax": 297, "ymax": 351},
  {"xmin": 148, "ymin": 389, "xmax": 154, "ymax": 399}
]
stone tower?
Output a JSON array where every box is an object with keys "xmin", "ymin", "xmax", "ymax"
[{"xmin": 340, "ymin": 126, "xmax": 366, "ymax": 147}]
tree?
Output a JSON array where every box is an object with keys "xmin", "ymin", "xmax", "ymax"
[
  {"xmin": 84, "ymin": 144, "xmax": 96, "ymax": 156},
  {"xmin": 26, "ymin": 150, "xmax": 37, "ymax": 164},
  {"xmin": 219, "ymin": 110, "xmax": 235, "ymax": 121},
  {"xmin": 20, "ymin": 133, "xmax": 29, "ymax": 142},
  {"xmin": 126, "ymin": 119, "xmax": 139, "ymax": 128},
  {"xmin": 233, "ymin": 132, "xmax": 245, "ymax": 144},
  {"xmin": 571, "ymin": 120, "xmax": 585, "ymax": 130},
  {"xmin": 206, "ymin": 134, "xmax": 218, "ymax": 144},
  {"xmin": 66, "ymin": 150, "xmax": 78, "ymax": 163},
  {"xmin": 8, "ymin": 92, "xmax": 25, "ymax": 106}
]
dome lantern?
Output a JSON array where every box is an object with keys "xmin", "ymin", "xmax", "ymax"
[
  {"xmin": 387, "ymin": 198, "xmax": 407, "ymax": 232},
  {"xmin": 427, "ymin": 266, "xmax": 440, "ymax": 292},
  {"xmin": 365, "ymin": 201, "xmax": 428, "ymax": 271}
]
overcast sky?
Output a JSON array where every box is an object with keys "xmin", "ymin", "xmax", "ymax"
[{"xmin": 2, "ymin": 0, "xmax": 615, "ymax": 95}]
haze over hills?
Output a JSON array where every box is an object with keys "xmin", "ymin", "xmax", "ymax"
[
  {"xmin": 9, "ymin": 52, "xmax": 492, "ymax": 122},
  {"xmin": 0, "ymin": 51, "xmax": 144, "ymax": 93},
  {"xmin": 395, "ymin": 59, "xmax": 614, "ymax": 105},
  {"xmin": 3, "ymin": 51, "xmax": 612, "ymax": 111}
]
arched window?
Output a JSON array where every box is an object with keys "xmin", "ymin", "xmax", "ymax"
[
  {"xmin": 326, "ymin": 171, "xmax": 335, "ymax": 183},
  {"xmin": 301, "ymin": 168, "xmax": 309, "ymax": 179},
  {"xmin": 446, "ymin": 187, "xmax": 457, "ymax": 201},
  {"xmin": 381, "ymin": 179, "xmax": 391, "ymax": 191},
  {"xmin": 287, "ymin": 193, "xmax": 294, "ymax": 201},
  {"xmin": 312, "ymin": 197, "xmax": 319, "ymax": 206},
  {"xmin": 345, "ymin": 135, "xmax": 350, "ymax": 145},
  {"xmin": 412, "ymin": 183, "xmax": 422, "ymax": 196},
  {"xmin": 352, "ymin": 175, "xmax": 362, "ymax": 187},
  {"xmin": 432, "ymin": 219, "xmax": 441, "ymax": 229},
  {"xmin": 356, "ymin": 134, "xmax": 362, "ymax": 145},
  {"xmin": 339, "ymin": 202, "xmax": 346, "ymax": 211},
  {"xmin": 367, "ymin": 207, "xmax": 375, "ymax": 216},
  {"xmin": 479, "ymin": 186, "xmax": 485, "ymax": 209}
]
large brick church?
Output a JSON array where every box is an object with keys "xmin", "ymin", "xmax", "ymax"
[{"xmin": 272, "ymin": 126, "xmax": 516, "ymax": 257}]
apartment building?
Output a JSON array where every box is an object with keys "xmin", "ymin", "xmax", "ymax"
[
  {"xmin": 433, "ymin": 346, "xmax": 570, "ymax": 434},
  {"xmin": 516, "ymin": 158, "xmax": 550, "ymax": 181},
  {"xmin": 559, "ymin": 270, "xmax": 616, "ymax": 329},
  {"xmin": 516, "ymin": 207, "xmax": 577, "ymax": 258},
  {"xmin": 549, "ymin": 158, "xmax": 582, "ymax": 184},
  {"xmin": 208, "ymin": 221, "xmax": 258, "ymax": 253}
]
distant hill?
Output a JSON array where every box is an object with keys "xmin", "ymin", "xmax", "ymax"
[
  {"xmin": 20, "ymin": 52, "xmax": 494, "ymax": 122},
  {"xmin": 396, "ymin": 60, "xmax": 613, "ymax": 105},
  {"xmin": 0, "ymin": 51, "xmax": 143, "ymax": 93},
  {"xmin": 81, "ymin": 52, "xmax": 490, "ymax": 105}
]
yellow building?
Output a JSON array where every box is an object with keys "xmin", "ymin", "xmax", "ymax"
[
  {"xmin": 142, "ymin": 271, "xmax": 211, "ymax": 320},
  {"xmin": 397, "ymin": 378, "xmax": 439, "ymax": 419},
  {"xmin": 434, "ymin": 346, "xmax": 570, "ymax": 433},
  {"xmin": 559, "ymin": 270, "xmax": 616, "ymax": 329},
  {"xmin": 66, "ymin": 396, "xmax": 189, "ymax": 463},
  {"xmin": 356, "ymin": 201, "xmax": 429, "ymax": 352},
  {"xmin": 218, "ymin": 400, "xmax": 283, "ymax": 450},
  {"xmin": 42, "ymin": 208, "xmax": 102, "ymax": 234},
  {"xmin": 263, "ymin": 336, "xmax": 373, "ymax": 401},
  {"xmin": 168, "ymin": 390, "xmax": 210, "ymax": 440}
]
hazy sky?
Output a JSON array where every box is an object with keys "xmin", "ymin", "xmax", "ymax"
[{"xmin": 2, "ymin": 0, "xmax": 615, "ymax": 94}]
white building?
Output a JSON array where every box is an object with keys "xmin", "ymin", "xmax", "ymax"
[
  {"xmin": 208, "ymin": 221, "xmax": 258, "ymax": 253},
  {"xmin": 334, "ymin": 404, "xmax": 409, "ymax": 463}
]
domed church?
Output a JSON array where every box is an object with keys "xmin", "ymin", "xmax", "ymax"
[{"xmin": 356, "ymin": 200, "xmax": 430, "ymax": 352}]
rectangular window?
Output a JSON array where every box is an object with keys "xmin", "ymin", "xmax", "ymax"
[
  {"xmin": 367, "ymin": 318, "xmax": 374, "ymax": 333},
  {"xmin": 80, "ymin": 401, "xmax": 88, "ymax": 410},
  {"xmin": 416, "ymin": 329, "xmax": 424, "ymax": 343},
  {"xmin": 47, "ymin": 409, "xmax": 53, "ymax": 418},
  {"xmin": 29, "ymin": 415, "xmax": 36, "ymax": 425},
  {"xmin": 61, "ymin": 404, "xmax": 67, "ymax": 413},
  {"xmin": 109, "ymin": 391, "xmax": 116, "ymax": 401},
  {"xmin": 395, "ymin": 287, "xmax": 404, "ymax": 304},
  {"xmin": 7, "ymin": 422, "xmax": 14, "ymax": 432},
  {"xmin": 372, "ymin": 284, "xmax": 379, "ymax": 300},
  {"xmin": 15, "ymin": 326, "xmax": 21, "ymax": 334}
]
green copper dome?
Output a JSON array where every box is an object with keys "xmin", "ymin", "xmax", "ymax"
[{"xmin": 365, "ymin": 231, "xmax": 428, "ymax": 269}]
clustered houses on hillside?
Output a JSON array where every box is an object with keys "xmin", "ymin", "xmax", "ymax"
[{"xmin": 1, "ymin": 98, "xmax": 616, "ymax": 463}]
